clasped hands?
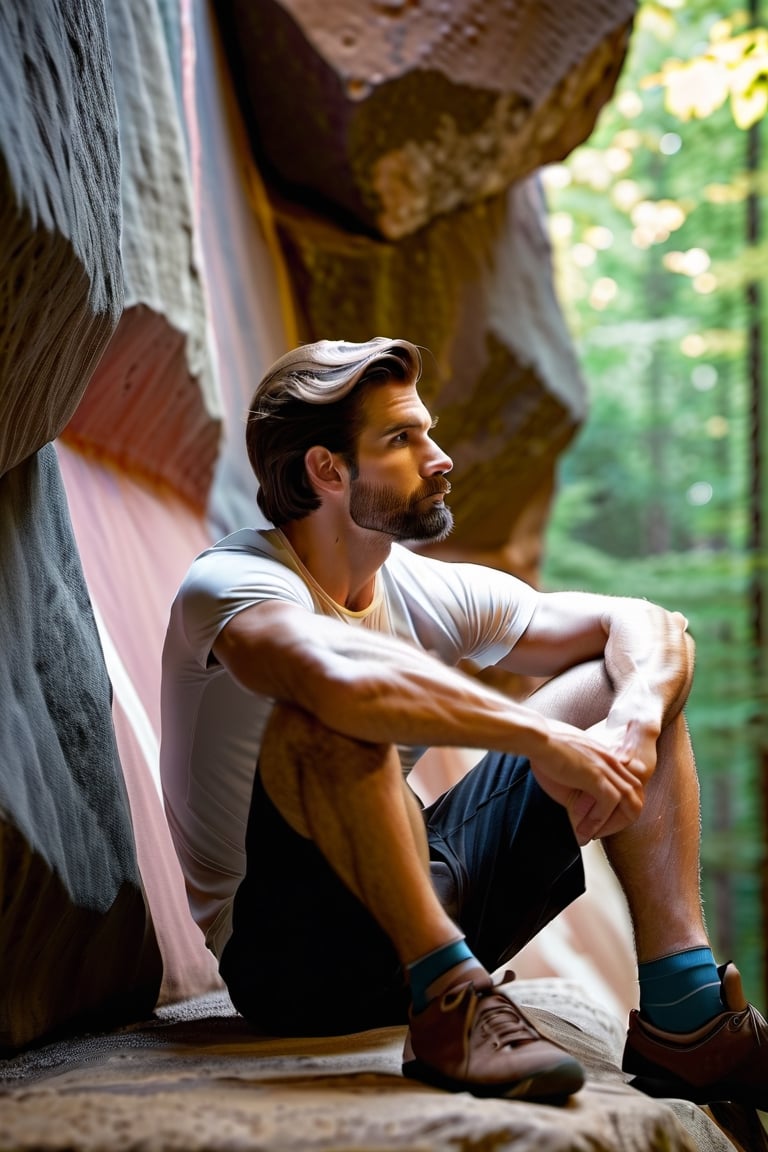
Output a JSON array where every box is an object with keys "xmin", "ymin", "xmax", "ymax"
[{"xmin": 531, "ymin": 716, "xmax": 658, "ymax": 846}]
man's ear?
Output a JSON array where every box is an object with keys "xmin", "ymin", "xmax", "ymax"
[{"xmin": 304, "ymin": 446, "xmax": 346, "ymax": 496}]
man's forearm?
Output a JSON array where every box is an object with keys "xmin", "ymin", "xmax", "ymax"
[
  {"xmin": 218, "ymin": 601, "xmax": 554, "ymax": 760},
  {"xmin": 302, "ymin": 636, "xmax": 555, "ymax": 760}
]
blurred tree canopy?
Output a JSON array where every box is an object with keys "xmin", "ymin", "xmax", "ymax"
[{"xmin": 541, "ymin": 0, "xmax": 767, "ymax": 1003}]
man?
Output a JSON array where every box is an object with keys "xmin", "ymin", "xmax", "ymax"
[{"xmin": 161, "ymin": 336, "xmax": 767, "ymax": 1105}]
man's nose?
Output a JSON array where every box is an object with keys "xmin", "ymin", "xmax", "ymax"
[{"xmin": 425, "ymin": 438, "xmax": 453, "ymax": 475}]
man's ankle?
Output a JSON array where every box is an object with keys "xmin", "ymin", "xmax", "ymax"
[
  {"xmin": 422, "ymin": 960, "xmax": 491, "ymax": 1008},
  {"xmin": 407, "ymin": 938, "xmax": 488, "ymax": 1013},
  {"xmin": 638, "ymin": 946, "xmax": 724, "ymax": 1032}
]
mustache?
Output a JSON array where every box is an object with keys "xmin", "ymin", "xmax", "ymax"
[{"xmin": 413, "ymin": 478, "xmax": 452, "ymax": 501}]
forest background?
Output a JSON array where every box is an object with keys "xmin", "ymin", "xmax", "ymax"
[{"xmin": 543, "ymin": 0, "xmax": 768, "ymax": 1005}]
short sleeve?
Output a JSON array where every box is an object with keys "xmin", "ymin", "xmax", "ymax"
[
  {"xmin": 382, "ymin": 547, "xmax": 538, "ymax": 668},
  {"xmin": 176, "ymin": 545, "xmax": 315, "ymax": 670}
]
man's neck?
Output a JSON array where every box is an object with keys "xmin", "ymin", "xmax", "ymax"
[{"xmin": 281, "ymin": 514, "xmax": 391, "ymax": 612}]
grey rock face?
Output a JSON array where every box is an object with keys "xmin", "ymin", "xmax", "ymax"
[
  {"xmin": 0, "ymin": 1, "xmax": 124, "ymax": 477},
  {"xmin": 0, "ymin": 446, "xmax": 161, "ymax": 1051}
]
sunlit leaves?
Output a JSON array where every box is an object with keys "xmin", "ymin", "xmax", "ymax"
[
  {"xmin": 731, "ymin": 56, "xmax": 768, "ymax": 128},
  {"xmin": 630, "ymin": 197, "xmax": 687, "ymax": 246},
  {"xmin": 637, "ymin": 1, "xmax": 680, "ymax": 44},
  {"xmin": 644, "ymin": 24, "xmax": 768, "ymax": 129},
  {"xmin": 663, "ymin": 247, "xmax": 711, "ymax": 275},
  {"xmin": 649, "ymin": 54, "xmax": 731, "ymax": 120},
  {"xmin": 611, "ymin": 178, "xmax": 645, "ymax": 211}
]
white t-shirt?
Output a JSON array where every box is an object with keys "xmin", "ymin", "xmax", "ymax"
[{"xmin": 160, "ymin": 528, "xmax": 538, "ymax": 958}]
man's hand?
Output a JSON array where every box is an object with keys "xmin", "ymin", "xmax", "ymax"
[{"xmin": 530, "ymin": 718, "xmax": 648, "ymax": 845}]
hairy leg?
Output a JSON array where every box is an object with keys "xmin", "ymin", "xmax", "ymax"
[
  {"xmin": 259, "ymin": 701, "xmax": 466, "ymax": 967},
  {"xmin": 526, "ymin": 660, "xmax": 709, "ymax": 962}
]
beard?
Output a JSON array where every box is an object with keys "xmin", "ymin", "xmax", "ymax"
[{"xmin": 348, "ymin": 476, "xmax": 454, "ymax": 542}]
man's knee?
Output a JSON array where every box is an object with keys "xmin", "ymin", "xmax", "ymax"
[
  {"xmin": 259, "ymin": 702, "xmax": 396, "ymax": 834},
  {"xmin": 526, "ymin": 658, "xmax": 614, "ymax": 728},
  {"xmin": 262, "ymin": 701, "xmax": 389, "ymax": 772}
]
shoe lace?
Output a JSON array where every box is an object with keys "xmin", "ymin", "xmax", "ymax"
[
  {"xmin": 475, "ymin": 993, "xmax": 539, "ymax": 1050},
  {"xmin": 745, "ymin": 1002, "xmax": 767, "ymax": 1042}
]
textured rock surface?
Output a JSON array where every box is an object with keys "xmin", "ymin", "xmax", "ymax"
[
  {"xmin": 272, "ymin": 173, "xmax": 583, "ymax": 562},
  {"xmin": 220, "ymin": 0, "xmax": 636, "ymax": 239},
  {"xmin": 0, "ymin": 446, "xmax": 161, "ymax": 1051},
  {"xmin": 0, "ymin": 984, "xmax": 735, "ymax": 1151},
  {"xmin": 63, "ymin": 0, "xmax": 222, "ymax": 510},
  {"xmin": 0, "ymin": 0, "xmax": 123, "ymax": 476}
]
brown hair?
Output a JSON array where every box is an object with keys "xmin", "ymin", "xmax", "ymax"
[{"xmin": 246, "ymin": 337, "xmax": 422, "ymax": 525}]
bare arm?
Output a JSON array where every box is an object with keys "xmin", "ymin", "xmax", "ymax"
[
  {"xmin": 601, "ymin": 599, "xmax": 694, "ymax": 733},
  {"xmin": 598, "ymin": 597, "xmax": 694, "ymax": 783},
  {"xmin": 215, "ymin": 599, "xmax": 554, "ymax": 756},
  {"xmin": 497, "ymin": 589, "xmax": 694, "ymax": 792},
  {"xmin": 213, "ymin": 599, "xmax": 644, "ymax": 838},
  {"xmin": 503, "ymin": 589, "xmax": 694, "ymax": 725}
]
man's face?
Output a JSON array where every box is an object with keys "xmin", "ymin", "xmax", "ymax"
[{"xmin": 347, "ymin": 382, "xmax": 454, "ymax": 543}]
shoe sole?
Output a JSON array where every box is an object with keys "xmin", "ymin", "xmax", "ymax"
[
  {"xmin": 403, "ymin": 1056, "xmax": 585, "ymax": 1102},
  {"xmin": 628, "ymin": 1072, "xmax": 768, "ymax": 1112}
]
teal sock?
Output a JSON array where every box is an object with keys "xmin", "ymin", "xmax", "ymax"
[
  {"xmin": 406, "ymin": 938, "xmax": 475, "ymax": 1013},
  {"xmin": 639, "ymin": 947, "xmax": 725, "ymax": 1032}
]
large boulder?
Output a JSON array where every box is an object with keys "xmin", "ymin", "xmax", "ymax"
[
  {"xmin": 220, "ymin": 0, "xmax": 636, "ymax": 239},
  {"xmin": 0, "ymin": 981, "xmax": 742, "ymax": 1152},
  {"xmin": 0, "ymin": 446, "xmax": 161, "ymax": 1051}
]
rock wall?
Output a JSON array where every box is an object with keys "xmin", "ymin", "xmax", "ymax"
[{"xmin": 0, "ymin": 1, "xmax": 161, "ymax": 1050}]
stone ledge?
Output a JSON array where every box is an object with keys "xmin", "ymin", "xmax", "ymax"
[{"xmin": 0, "ymin": 982, "xmax": 739, "ymax": 1151}]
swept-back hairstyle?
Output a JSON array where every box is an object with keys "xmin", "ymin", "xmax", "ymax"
[{"xmin": 246, "ymin": 337, "xmax": 423, "ymax": 525}]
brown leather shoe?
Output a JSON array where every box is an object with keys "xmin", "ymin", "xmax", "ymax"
[
  {"xmin": 623, "ymin": 963, "xmax": 768, "ymax": 1109},
  {"xmin": 402, "ymin": 975, "xmax": 585, "ymax": 1101}
]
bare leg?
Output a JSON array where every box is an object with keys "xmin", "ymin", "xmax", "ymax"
[
  {"xmin": 259, "ymin": 702, "xmax": 585, "ymax": 1101},
  {"xmin": 527, "ymin": 661, "xmax": 709, "ymax": 963},
  {"xmin": 259, "ymin": 700, "xmax": 469, "ymax": 968}
]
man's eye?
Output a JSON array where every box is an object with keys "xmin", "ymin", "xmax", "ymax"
[{"xmin": 391, "ymin": 432, "xmax": 408, "ymax": 445}]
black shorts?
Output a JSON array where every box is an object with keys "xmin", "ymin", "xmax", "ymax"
[{"xmin": 220, "ymin": 751, "xmax": 584, "ymax": 1036}]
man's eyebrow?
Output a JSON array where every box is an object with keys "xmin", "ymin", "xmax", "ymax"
[{"xmin": 380, "ymin": 414, "xmax": 439, "ymax": 437}]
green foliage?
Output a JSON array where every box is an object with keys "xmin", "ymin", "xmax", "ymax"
[{"xmin": 542, "ymin": 0, "xmax": 768, "ymax": 1002}]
